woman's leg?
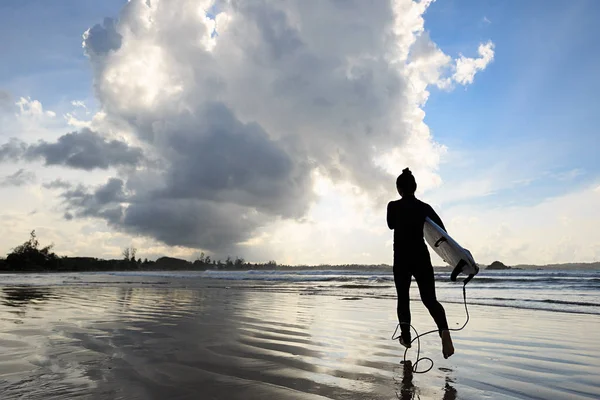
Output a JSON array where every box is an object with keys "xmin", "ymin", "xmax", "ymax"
[
  {"xmin": 393, "ymin": 266, "xmax": 412, "ymax": 343},
  {"xmin": 413, "ymin": 260, "xmax": 454, "ymax": 358},
  {"xmin": 413, "ymin": 261, "xmax": 448, "ymax": 332}
]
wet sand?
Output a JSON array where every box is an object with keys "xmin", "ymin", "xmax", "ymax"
[{"xmin": 0, "ymin": 283, "xmax": 599, "ymax": 399}]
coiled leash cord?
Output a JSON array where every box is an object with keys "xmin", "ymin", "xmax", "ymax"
[{"xmin": 391, "ymin": 281, "xmax": 470, "ymax": 374}]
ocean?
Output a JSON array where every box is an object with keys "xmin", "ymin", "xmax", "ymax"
[
  {"xmin": 2, "ymin": 268, "xmax": 599, "ymax": 315},
  {"xmin": 1, "ymin": 268, "xmax": 599, "ymax": 399}
]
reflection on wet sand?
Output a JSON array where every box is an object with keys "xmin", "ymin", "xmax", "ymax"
[
  {"xmin": 442, "ymin": 378, "xmax": 458, "ymax": 400},
  {"xmin": 0, "ymin": 281, "xmax": 599, "ymax": 399},
  {"xmin": 395, "ymin": 361, "xmax": 457, "ymax": 400},
  {"xmin": 2, "ymin": 287, "xmax": 58, "ymax": 308},
  {"xmin": 1, "ymin": 287, "xmax": 60, "ymax": 319},
  {"xmin": 0, "ymin": 285, "xmax": 410, "ymax": 399},
  {"xmin": 396, "ymin": 361, "xmax": 416, "ymax": 399}
]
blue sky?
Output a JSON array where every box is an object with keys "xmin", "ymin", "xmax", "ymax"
[
  {"xmin": 0, "ymin": 0, "xmax": 124, "ymax": 108},
  {"xmin": 424, "ymin": 0, "xmax": 600, "ymax": 208},
  {"xmin": 2, "ymin": 0, "xmax": 597, "ymax": 206},
  {"xmin": 0, "ymin": 0, "xmax": 598, "ymax": 264}
]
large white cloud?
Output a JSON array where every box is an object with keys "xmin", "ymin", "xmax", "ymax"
[
  {"xmin": 61, "ymin": 0, "xmax": 495, "ymax": 257},
  {"xmin": 0, "ymin": 0, "xmax": 494, "ymax": 260}
]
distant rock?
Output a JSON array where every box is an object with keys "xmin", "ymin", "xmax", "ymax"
[{"xmin": 486, "ymin": 261, "xmax": 511, "ymax": 270}]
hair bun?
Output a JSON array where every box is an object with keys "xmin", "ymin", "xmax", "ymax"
[{"xmin": 396, "ymin": 167, "xmax": 417, "ymax": 194}]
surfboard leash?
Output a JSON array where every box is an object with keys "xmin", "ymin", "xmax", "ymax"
[{"xmin": 391, "ymin": 281, "xmax": 471, "ymax": 374}]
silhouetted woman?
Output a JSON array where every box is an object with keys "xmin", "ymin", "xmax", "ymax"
[{"xmin": 387, "ymin": 168, "xmax": 454, "ymax": 359}]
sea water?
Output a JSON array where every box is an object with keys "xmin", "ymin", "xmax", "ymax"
[{"xmin": 1, "ymin": 268, "xmax": 598, "ymax": 315}]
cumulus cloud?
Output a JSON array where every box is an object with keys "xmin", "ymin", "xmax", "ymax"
[
  {"xmin": 1, "ymin": 96, "xmax": 66, "ymax": 140},
  {"xmin": 0, "ymin": 128, "xmax": 143, "ymax": 170},
  {"xmin": 0, "ymin": 169, "xmax": 36, "ymax": 187},
  {"xmin": 406, "ymin": 32, "xmax": 453, "ymax": 94},
  {"xmin": 57, "ymin": 0, "xmax": 494, "ymax": 256},
  {"xmin": 453, "ymin": 41, "xmax": 495, "ymax": 85},
  {"xmin": 63, "ymin": 112, "xmax": 93, "ymax": 129},
  {"xmin": 16, "ymin": 97, "xmax": 56, "ymax": 118}
]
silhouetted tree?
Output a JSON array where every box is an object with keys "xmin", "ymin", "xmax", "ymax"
[{"xmin": 6, "ymin": 230, "xmax": 59, "ymax": 270}]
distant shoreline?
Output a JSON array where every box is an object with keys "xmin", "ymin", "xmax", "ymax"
[
  {"xmin": 4, "ymin": 231, "xmax": 599, "ymax": 272},
  {"xmin": 0, "ymin": 261, "xmax": 598, "ymax": 273}
]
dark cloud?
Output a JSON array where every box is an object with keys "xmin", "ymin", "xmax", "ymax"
[
  {"xmin": 154, "ymin": 103, "xmax": 313, "ymax": 218},
  {"xmin": 60, "ymin": 180, "xmax": 126, "ymax": 222},
  {"xmin": 59, "ymin": 103, "xmax": 313, "ymax": 253},
  {"xmin": 0, "ymin": 128, "xmax": 144, "ymax": 170},
  {"xmin": 0, "ymin": 169, "xmax": 36, "ymax": 187},
  {"xmin": 83, "ymin": 18, "xmax": 122, "ymax": 56},
  {"xmin": 26, "ymin": 129, "xmax": 143, "ymax": 170},
  {"xmin": 94, "ymin": 178, "xmax": 126, "ymax": 204},
  {"xmin": 121, "ymin": 199, "xmax": 265, "ymax": 251},
  {"xmin": 58, "ymin": 181, "xmax": 262, "ymax": 252},
  {"xmin": 0, "ymin": 139, "xmax": 27, "ymax": 161}
]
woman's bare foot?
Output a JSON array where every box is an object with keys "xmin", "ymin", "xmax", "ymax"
[{"xmin": 441, "ymin": 330, "xmax": 454, "ymax": 359}]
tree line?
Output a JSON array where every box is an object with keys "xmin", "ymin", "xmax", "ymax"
[{"xmin": 0, "ymin": 230, "xmax": 284, "ymax": 272}]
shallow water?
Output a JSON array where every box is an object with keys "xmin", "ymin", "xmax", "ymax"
[
  {"xmin": 2, "ymin": 268, "xmax": 598, "ymax": 314},
  {"xmin": 0, "ymin": 276, "xmax": 599, "ymax": 399}
]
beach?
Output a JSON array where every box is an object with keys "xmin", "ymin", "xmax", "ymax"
[{"xmin": 0, "ymin": 271, "xmax": 599, "ymax": 399}]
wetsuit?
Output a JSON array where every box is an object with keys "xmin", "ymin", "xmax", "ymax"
[{"xmin": 387, "ymin": 195, "xmax": 449, "ymax": 341}]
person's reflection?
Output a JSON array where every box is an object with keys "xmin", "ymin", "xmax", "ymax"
[
  {"xmin": 395, "ymin": 361, "xmax": 458, "ymax": 400},
  {"xmin": 442, "ymin": 377, "xmax": 457, "ymax": 400},
  {"xmin": 397, "ymin": 361, "xmax": 416, "ymax": 399}
]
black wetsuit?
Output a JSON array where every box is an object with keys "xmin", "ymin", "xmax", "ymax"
[{"xmin": 387, "ymin": 195, "xmax": 449, "ymax": 340}]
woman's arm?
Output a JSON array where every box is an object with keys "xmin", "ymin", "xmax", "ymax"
[
  {"xmin": 387, "ymin": 202, "xmax": 396, "ymax": 230},
  {"xmin": 427, "ymin": 205, "xmax": 447, "ymax": 233}
]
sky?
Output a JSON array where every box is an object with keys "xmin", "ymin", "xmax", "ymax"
[{"xmin": 0, "ymin": 0, "xmax": 598, "ymax": 266}]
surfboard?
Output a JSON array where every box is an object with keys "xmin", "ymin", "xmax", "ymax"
[{"xmin": 423, "ymin": 217, "xmax": 479, "ymax": 282}]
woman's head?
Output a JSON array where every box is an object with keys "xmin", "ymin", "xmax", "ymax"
[{"xmin": 396, "ymin": 168, "xmax": 417, "ymax": 196}]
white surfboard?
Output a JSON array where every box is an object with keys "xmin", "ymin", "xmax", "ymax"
[{"xmin": 423, "ymin": 217, "xmax": 479, "ymax": 282}]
